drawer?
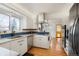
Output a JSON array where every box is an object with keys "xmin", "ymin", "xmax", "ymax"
[
  {"xmin": 17, "ymin": 40, "xmax": 25, "ymax": 43},
  {"xmin": 33, "ymin": 35, "xmax": 49, "ymax": 49},
  {"xmin": 18, "ymin": 40, "xmax": 27, "ymax": 55},
  {"xmin": 34, "ymin": 35, "xmax": 46, "ymax": 37}
]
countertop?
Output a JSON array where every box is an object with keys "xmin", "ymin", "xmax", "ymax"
[
  {"xmin": 0, "ymin": 34, "xmax": 32, "ymax": 44},
  {"xmin": 0, "ymin": 33, "xmax": 49, "ymax": 44}
]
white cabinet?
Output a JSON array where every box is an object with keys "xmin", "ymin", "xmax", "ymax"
[
  {"xmin": 18, "ymin": 37, "xmax": 27, "ymax": 55},
  {"xmin": 10, "ymin": 37, "xmax": 27, "ymax": 55},
  {"xmin": 0, "ymin": 36, "xmax": 27, "ymax": 56},
  {"xmin": 33, "ymin": 35, "xmax": 50, "ymax": 49}
]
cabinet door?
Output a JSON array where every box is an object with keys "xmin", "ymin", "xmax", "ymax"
[
  {"xmin": 10, "ymin": 38, "xmax": 27, "ymax": 55},
  {"xmin": 33, "ymin": 37, "xmax": 41, "ymax": 47},
  {"xmin": 38, "ymin": 36, "xmax": 50, "ymax": 48},
  {"xmin": 33, "ymin": 35, "xmax": 50, "ymax": 49},
  {"xmin": 17, "ymin": 37, "xmax": 27, "ymax": 55}
]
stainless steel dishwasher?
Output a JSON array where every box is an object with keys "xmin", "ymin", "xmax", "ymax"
[{"xmin": 27, "ymin": 34, "xmax": 33, "ymax": 50}]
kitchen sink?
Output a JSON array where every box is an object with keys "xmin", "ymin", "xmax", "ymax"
[{"xmin": 12, "ymin": 36, "xmax": 22, "ymax": 38}]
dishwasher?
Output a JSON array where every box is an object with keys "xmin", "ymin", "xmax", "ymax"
[{"xmin": 27, "ymin": 34, "xmax": 33, "ymax": 50}]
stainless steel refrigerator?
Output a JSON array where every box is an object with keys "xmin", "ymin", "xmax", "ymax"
[{"xmin": 68, "ymin": 3, "xmax": 79, "ymax": 56}]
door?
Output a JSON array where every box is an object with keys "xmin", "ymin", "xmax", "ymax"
[
  {"xmin": 68, "ymin": 17, "xmax": 79, "ymax": 55},
  {"xmin": 68, "ymin": 19, "xmax": 77, "ymax": 56},
  {"xmin": 56, "ymin": 24, "xmax": 62, "ymax": 47},
  {"xmin": 68, "ymin": 4, "xmax": 78, "ymax": 55}
]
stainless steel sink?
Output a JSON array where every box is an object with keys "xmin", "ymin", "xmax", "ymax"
[
  {"xmin": 11, "ymin": 36, "xmax": 22, "ymax": 39},
  {"xmin": 14, "ymin": 36, "xmax": 22, "ymax": 38}
]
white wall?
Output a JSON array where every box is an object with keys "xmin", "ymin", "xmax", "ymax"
[
  {"xmin": 20, "ymin": 16, "xmax": 27, "ymax": 30},
  {"xmin": 47, "ymin": 18, "xmax": 61, "ymax": 37},
  {"xmin": 46, "ymin": 11, "xmax": 70, "ymax": 38}
]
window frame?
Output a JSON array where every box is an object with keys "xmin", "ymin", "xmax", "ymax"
[
  {"xmin": 0, "ymin": 9, "xmax": 22, "ymax": 32},
  {"xmin": 0, "ymin": 13, "xmax": 10, "ymax": 31},
  {"xmin": 10, "ymin": 16, "xmax": 21, "ymax": 31}
]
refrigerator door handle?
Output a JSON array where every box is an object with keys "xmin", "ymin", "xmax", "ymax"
[
  {"xmin": 72, "ymin": 17, "xmax": 78, "ymax": 51},
  {"xmin": 73, "ymin": 18, "xmax": 78, "ymax": 36}
]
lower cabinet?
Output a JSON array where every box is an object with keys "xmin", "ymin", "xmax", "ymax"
[
  {"xmin": 0, "ymin": 36, "xmax": 27, "ymax": 56},
  {"xmin": 33, "ymin": 35, "xmax": 50, "ymax": 49}
]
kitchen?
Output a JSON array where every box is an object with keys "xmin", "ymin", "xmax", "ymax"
[{"xmin": 0, "ymin": 3, "xmax": 78, "ymax": 56}]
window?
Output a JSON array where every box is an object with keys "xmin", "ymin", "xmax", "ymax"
[
  {"xmin": 0, "ymin": 13, "xmax": 20, "ymax": 32},
  {"xmin": 0, "ymin": 14, "xmax": 9, "ymax": 31},
  {"xmin": 10, "ymin": 16, "xmax": 20, "ymax": 32}
]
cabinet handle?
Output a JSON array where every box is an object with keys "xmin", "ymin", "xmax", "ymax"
[
  {"xmin": 19, "ymin": 43, "xmax": 23, "ymax": 46},
  {"xmin": 18, "ymin": 40, "xmax": 24, "ymax": 42},
  {"xmin": 48, "ymin": 36, "xmax": 50, "ymax": 41},
  {"xmin": 39, "ymin": 39, "xmax": 41, "ymax": 40}
]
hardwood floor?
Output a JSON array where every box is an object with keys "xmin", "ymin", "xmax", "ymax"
[{"xmin": 28, "ymin": 38, "xmax": 67, "ymax": 56}]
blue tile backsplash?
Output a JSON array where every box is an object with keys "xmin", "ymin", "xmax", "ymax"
[
  {"xmin": 0, "ymin": 32, "xmax": 49, "ymax": 38},
  {"xmin": 0, "ymin": 33, "xmax": 12, "ymax": 38}
]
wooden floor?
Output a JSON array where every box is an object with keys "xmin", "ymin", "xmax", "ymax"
[{"xmin": 28, "ymin": 38, "xmax": 67, "ymax": 56}]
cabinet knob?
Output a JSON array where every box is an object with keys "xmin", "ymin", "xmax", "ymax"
[{"xmin": 48, "ymin": 36, "xmax": 50, "ymax": 41}]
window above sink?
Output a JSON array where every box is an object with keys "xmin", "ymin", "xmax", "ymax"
[
  {"xmin": 0, "ymin": 13, "xmax": 9, "ymax": 31},
  {"xmin": 0, "ymin": 10, "xmax": 22, "ymax": 33}
]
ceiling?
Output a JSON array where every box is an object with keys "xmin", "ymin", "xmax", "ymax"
[
  {"xmin": 18, "ymin": 3, "xmax": 73, "ymax": 14},
  {"xmin": 17, "ymin": 3, "xmax": 73, "ymax": 20}
]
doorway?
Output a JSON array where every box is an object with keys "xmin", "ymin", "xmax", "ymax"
[{"xmin": 56, "ymin": 24, "xmax": 62, "ymax": 48}]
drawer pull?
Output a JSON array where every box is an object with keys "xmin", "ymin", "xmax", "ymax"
[
  {"xmin": 19, "ymin": 43, "xmax": 23, "ymax": 46},
  {"xmin": 39, "ymin": 39, "xmax": 41, "ymax": 40},
  {"xmin": 18, "ymin": 40, "xmax": 24, "ymax": 42}
]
